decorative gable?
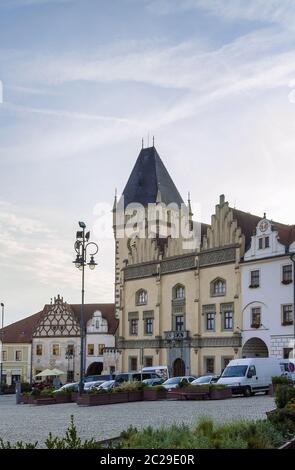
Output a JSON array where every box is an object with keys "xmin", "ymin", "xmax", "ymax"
[
  {"xmin": 33, "ymin": 295, "xmax": 80, "ymax": 337},
  {"xmin": 244, "ymin": 217, "xmax": 285, "ymax": 260}
]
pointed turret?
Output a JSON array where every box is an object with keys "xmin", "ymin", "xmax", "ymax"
[{"xmin": 120, "ymin": 146, "xmax": 183, "ymax": 208}]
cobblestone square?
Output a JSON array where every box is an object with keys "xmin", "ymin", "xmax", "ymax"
[{"xmin": 0, "ymin": 394, "xmax": 275, "ymax": 447}]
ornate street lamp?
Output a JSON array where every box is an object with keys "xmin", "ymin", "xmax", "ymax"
[
  {"xmin": 0, "ymin": 303, "xmax": 4, "ymax": 395},
  {"xmin": 65, "ymin": 347, "xmax": 75, "ymax": 383},
  {"xmin": 73, "ymin": 222, "xmax": 98, "ymax": 395}
]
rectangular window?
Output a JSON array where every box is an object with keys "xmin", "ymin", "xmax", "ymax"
[
  {"xmin": 251, "ymin": 308, "xmax": 261, "ymax": 328},
  {"xmin": 250, "ymin": 270, "xmax": 260, "ymax": 288},
  {"xmin": 2, "ymin": 350, "xmax": 7, "ymax": 362},
  {"xmin": 129, "ymin": 356, "xmax": 138, "ymax": 372},
  {"xmin": 282, "ymin": 265, "xmax": 293, "ymax": 283},
  {"xmin": 144, "ymin": 356, "xmax": 153, "ymax": 367},
  {"xmin": 66, "ymin": 344, "xmax": 74, "ymax": 355},
  {"xmin": 175, "ymin": 315, "xmax": 184, "ymax": 332},
  {"xmin": 282, "ymin": 305, "xmax": 293, "ymax": 325},
  {"xmin": 98, "ymin": 344, "xmax": 105, "ymax": 355},
  {"xmin": 15, "ymin": 350, "xmax": 22, "ymax": 361},
  {"xmin": 224, "ymin": 311, "xmax": 233, "ymax": 330},
  {"xmin": 144, "ymin": 318, "xmax": 153, "ymax": 335},
  {"xmin": 52, "ymin": 344, "xmax": 60, "ymax": 356},
  {"xmin": 87, "ymin": 344, "xmax": 94, "ymax": 355},
  {"xmin": 205, "ymin": 357, "xmax": 215, "ymax": 374},
  {"xmin": 259, "ymin": 237, "xmax": 269, "ymax": 249},
  {"xmin": 36, "ymin": 344, "xmax": 43, "ymax": 356},
  {"xmin": 129, "ymin": 319, "xmax": 138, "ymax": 335},
  {"xmin": 206, "ymin": 312, "xmax": 215, "ymax": 331}
]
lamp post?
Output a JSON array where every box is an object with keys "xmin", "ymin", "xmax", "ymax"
[
  {"xmin": 73, "ymin": 221, "xmax": 98, "ymax": 396},
  {"xmin": 0, "ymin": 303, "xmax": 4, "ymax": 395},
  {"xmin": 291, "ymin": 253, "xmax": 295, "ymax": 358},
  {"xmin": 65, "ymin": 347, "xmax": 75, "ymax": 383}
]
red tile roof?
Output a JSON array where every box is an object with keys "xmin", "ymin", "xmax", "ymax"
[{"xmin": 1, "ymin": 303, "xmax": 117, "ymax": 344}]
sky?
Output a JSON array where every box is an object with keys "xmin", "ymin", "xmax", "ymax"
[{"xmin": 1, "ymin": 0, "xmax": 295, "ymax": 325}]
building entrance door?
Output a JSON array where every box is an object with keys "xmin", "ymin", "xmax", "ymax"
[{"xmin": 173, "ymin": 358, "xmax": 185, "ymax": 377}]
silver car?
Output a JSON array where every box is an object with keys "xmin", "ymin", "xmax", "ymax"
[
  {"xmin": 191, "ymin": 375, "xmax": 219, "ymax": 385},
  {"xmin": 162, "ymin": 376, "xmax": 196, "ymax": 390}
]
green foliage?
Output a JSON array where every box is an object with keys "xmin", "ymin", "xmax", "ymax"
[
  {"xmin": 208, "ymin": 384, "xmax": 226, "ymax": 390},
  {"xmin": 145, "ymin": 385, "xmax": 165, "ymax": 391},
  {"xmin": 21, "ymin": 382, "xmax": 32, "ymax": 393},
  {"xmin": 116, "ymin": 381, "xmax": 144, "ymax": 392},
  {"xmin": 267, "ymin": 408, "xmax": 295, "ymax": 436},
  {"xmin": 86, "ymin": 387, "xmax": 108, "ymax": 395},
  {"xmin": 30, "ymin": 388, "xmax": 41, "ymax": 396},
  {"xmin": 40, "ymin": 387, "xmax": 54, "ymax": 397},
  {"xmin": 0, "ymin": 438, "xmax": 37, "ymax": 449},
  {"xmin": 119, "ymin": 416, "xmax": 286, "ymax": 449},
  {"xmin": 45, "ymin": 416, "xmax": 101, "ymax": 449},
  {"xmin": 272, "ymin": 376, "xmax": 289, "ymax": 385},
  {"xmin": 275, "ymin": 385, "xmax": 295, "ymax": 409},
  {"xmin": 54, "ymin": 389, "xmax": 71, "ymax": 395}
]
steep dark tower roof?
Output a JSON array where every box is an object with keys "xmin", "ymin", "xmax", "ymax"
[{"xmin": 121, "ymin": 146, "xmax": 184, "ymax": 208}]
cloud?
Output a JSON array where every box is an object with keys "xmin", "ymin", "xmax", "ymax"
[{"xmin": 146, "ymin": 0, "xmax": 295, "ymax": 29}]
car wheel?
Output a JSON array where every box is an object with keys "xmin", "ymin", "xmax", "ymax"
[{"xmin": 243, "ymin": 386, "xmax": 251, "ymax": 397}]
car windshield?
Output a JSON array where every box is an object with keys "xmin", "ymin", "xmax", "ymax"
[
  {"xmin": 193, "ymin": 376, "xmax": 212, "ymax": 384},
  {"xmin": 222, "ymin": 366, "xmax": 248, "ymax": 378},
  {"xmin": 163, "ymin": 377, "xmax": 180, "ymax": 384}
]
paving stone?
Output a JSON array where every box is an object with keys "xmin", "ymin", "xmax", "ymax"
[{"xmin": 0, "ymin": 394, "xmax": 275, "ymax": 448}]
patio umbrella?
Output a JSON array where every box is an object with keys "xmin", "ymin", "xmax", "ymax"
[
  {"xmin": 50, "ymin": 368, "xmax": 65, "ymax": 376},
  {"xmin": 35, "ymin": 368, "xmax": 55, "ymax": 377},
  {"xmin": 35, "ymin": 368, "xmax": 65, "ymax": 377}
]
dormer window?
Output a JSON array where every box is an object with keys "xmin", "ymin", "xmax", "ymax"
[
  {"xmin": 211, "ymin": 278, "xmax": 226, "ymax": 297},
  {"xmin": 258, "ymin": 237, "xmax": 269, "ymax": 249},
  {"xmin": 92, "ymin": 311, "xmax": 108, "ymax": 333},
  {"xmin": 136, "ymin": 289, "xmax": 147, "ymax": 306}
]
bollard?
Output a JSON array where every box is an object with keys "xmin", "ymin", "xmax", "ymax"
[{"xmin": 15, "ymin": 381, "xmax": 21, "ymax": 404}]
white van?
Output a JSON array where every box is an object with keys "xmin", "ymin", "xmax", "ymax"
[
  {"xmin": 217, "ymin": 358, "xmax": 283, "ymax": 397},
  {"xmin": 141, "ymin": 366, "xmax": 170, "ymax": 380}
]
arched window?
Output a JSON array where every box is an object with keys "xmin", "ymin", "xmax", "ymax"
[
  {"xmin": 136, "ymin": 289, "xmax": 148, "ymax": 306},
  {"xmin": 173, "ymin": 284, "xmax": 185, "ymax": 300},
  {"xmin": 211, "ymin": 278, "xmax": 226, "ymax": 297}
]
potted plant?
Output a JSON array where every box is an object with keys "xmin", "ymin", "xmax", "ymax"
[
  {"xmin": 209, "ymin": 384, "xmax": 232, "ymax": 400},
  {"xmin": 169, "ymin": 384, "xmax": 210, "ymax": 400},
  {"xmin": 54, "ymin": 389, "xmax": 72, "ymax": 404},
  {"xmin": 109, "ymin": 386, "xmax": 129, "ymax": 404},
  {"xmin": 77, "ymin": 388, "xmax": 110, "ymax": 406},
  {"xmin": 270, "ymin": 376, "xmax": 290, "ymax": 395},
  {"xmin": 115, "ymin": 381, "xmax": 144, "ymax": 402},
  {"xmin": 143, "ymin": 385, "xmax": 167, "ymax": 401}
]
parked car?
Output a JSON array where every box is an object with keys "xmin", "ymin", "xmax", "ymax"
[
  {"xmin": 191, "ymin": 375, "xmax": 219, "ymax": 385},
  {"xmin": 84, "ymin": 374, "xmax": 114, "ymax": 383},
  {"xmin": 84, "ymin": 380, "xmax": 106, "ymax": 391},
  {"xmin": 141, "ymin": 366, "xmax": 170, "ymax": 380},
  {"xmin": 96, "ymin": 380, "xmax": 115, "ymax": 390},
  {"xmin": 142, "ymin": 378, "xmax": 165, "ymax": 387},
  {"xmin": 162, "ymin": 376, "xmax": 196, "ymax": 390},
  {"xmin": 114, "ymin": 372, "xmax": 161, "ymax": 385},
  {"xmin": 217, "ymin": 358, "xmax": 283, "ymax": 396},
  {"xmin": 52, "ymin": 382, "xmax": 79, "ymax": 394}
]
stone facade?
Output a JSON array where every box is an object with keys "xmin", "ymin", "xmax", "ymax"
[
  {"xmin": 241, "ymin": 218, "xmax": 295, "ymax": 359},
  {"xmin": 113, "ymin": 147, "xmax": 260, "ymax": 376}
]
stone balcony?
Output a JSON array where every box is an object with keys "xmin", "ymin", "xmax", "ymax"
[{"xmin": 164, "ymin": 330, "xmax": 189, "ymax": 340}]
